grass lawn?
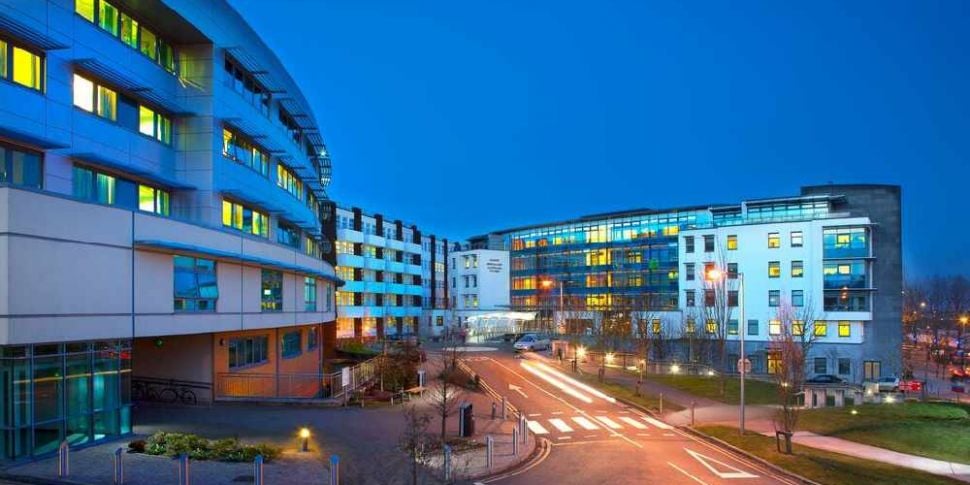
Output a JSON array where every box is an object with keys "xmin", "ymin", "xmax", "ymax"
[
  {"xmin": 646, "ymin": 373, "xmax": 778, "ymax": 405},
  {"xmin": 572, "ymin": 372, "xmax": 684, "ymax": 412},
  {"xmin": 698, "ymin": 425, "xmax": 965, "ymax": 485},
  {"xmin": 797, "ymin": 401, "xmax": 970, "ymax": 465}
]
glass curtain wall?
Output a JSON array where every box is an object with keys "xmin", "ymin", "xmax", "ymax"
[{"xmin": 0, "ymin": 341, "xmax": 131, "ymax": 460}]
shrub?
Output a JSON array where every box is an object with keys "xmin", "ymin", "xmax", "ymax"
[{"xmin": 138, "ymin": 432, "xmax": 282, "ymax": 462}]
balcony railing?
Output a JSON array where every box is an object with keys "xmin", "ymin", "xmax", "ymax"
[{"xmin": 214, "ymin": 356, "xmax": 378, "ymax": 400}]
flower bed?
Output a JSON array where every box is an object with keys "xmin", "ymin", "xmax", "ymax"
[{"xmin": 129, "ymin": 432, "xmax": 282, "ymax": 462}]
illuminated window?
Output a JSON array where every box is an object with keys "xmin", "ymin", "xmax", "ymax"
[
  {"xmin": 72, "ymin": 166, "xmax": 115, "ymax": 205},
  {"xmin": 73, "ymin": 74, "xmax": 116, "ymax": 120},
  {"xmin": 769, "ymin": 320, "xmax": 781, "ymax": 335},
  {"xmin": 651, "ymin": 319, "xmax": 661, "ymax": 334},
  {"xmin": 276, "ymin": 163, "xmax": 304, "ymax": 200},
  {"xmin": 0, "ymin": 40, "xmax": 6, "ymax": 79},
  {"xmin": 139, "ymin": 105, "xmax": 171, "ymax": 144},
  {"xmin": 791, "ymin": 231, "xmax": 803, "ymax": 247},
  {"xmin": 814, "ymin": 321, "xmax": 828, "ymax": 337},
  {"xmin": 768, "ymin": 232, "xmax": 780, "ymax": 248},
  {"xmin": 726, "ymin": 235, "xmax": 737, "ymax": 250},
  {"xmin": 12, "ymin": 46, "xmax": 43, "ymax": 91},
  {"xmin": 76, "ymin": 0, "xmax": 95, "ymax": 21},
  {"xmin": 792, "ymin": 320, "xmax": 804, "ymax": 336},
  {"xmin": 768, "ymin": 261, "xmax": 780, "ymax": 278},
  {"xmin": 222, "ymin": 127, "xmax": 269, "ymax": 177},
  {"xmin": 767, "ymin": 351, "xmax": 781, "ymax": 374},
  {"xmin": 686, "ymin": 318, "xmax": 696, "ymax": 334},
  {"xmin": 706, "ymin": 319, "xmax": 717, "ymax": 334},
  {"xmin": 120, "ymin": 13, "xmax": 138, "ymax": 47},
  {"xmin": 838, "ymin": 321, "xmax": 851, "ymax": 337},
  {"xmin": 139, "ymin": 26, "xmax": 157, "ymax": 60},
  {"xmin": 98, "ymin": 1, "xmax": 119, "ymax": 35},
  {"xmin": 137, "ymin": 184, "xmax": 169, "ymax": 216},
  {"xmin": 222, "ymin": 199, "xmax": 268, "ymax": 238},
  {"xmin": 791, "ymin": 260, "xmax": 804, "ymax": 278}
]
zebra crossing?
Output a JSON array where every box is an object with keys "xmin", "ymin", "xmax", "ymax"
[{"xmin": 523, "ymin": 414, "xmax": 676, "ymax": 438}]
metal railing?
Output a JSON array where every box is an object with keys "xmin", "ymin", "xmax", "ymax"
[{"xmin": 214, "ymin": 356, "xmax": 379, "ymax": 400}]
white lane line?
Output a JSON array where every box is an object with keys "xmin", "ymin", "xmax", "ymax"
[
  {"xmin": 584, "ymin": 434, "xmax": 597, "ymax": 439},
  {"xmin": 619, "ymin": 416, "xmax": 648, "ymax": 429},
  {"xmin": 527, "ymin": 413, "xmax": 542, "ymax": 417},
  {"xmin": 594, "ymin": 416, "xmax": 623, "ymax": 430},
  {"xmin": 527, "ymin": 421, "xmax": 549, "ymax": 435},
  {"xmin": 571, "ymin": 417, "xmax": 600, "ymax": 430},
  {"xmin": 637, "ymin": 432, "xmax": 650, "ymax": 437},
  {"xmin": 668, "ymin": 462, "xmax": 710, "ymax": 485},
  {"xmin": 557, "ymin": 436, "xmax": 572, "ymax": 440},
  {"xmin": 551, "ymin": 411, "xmax": 564, "ymax": 415},
  {"xmin": 643, "ymin": 416, "xmax": 674, "ymax": 430},
  {"xmin": 548, "ymin": 418, "xmax": 574, "ymax": 433}
]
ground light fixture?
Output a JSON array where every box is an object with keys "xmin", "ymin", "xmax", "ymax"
[
  {"xmin": 670, "ymin": 364, "xmax": 681, "ymax": 374},
  {"xmin": 299, "ymin": 427, "xmax": 311, "ymax": 452},
  {"xmin": 850, "ymin": 409, "xmax": 859, "ymax": 415},
  {"xmin": 605, "ymin": 352, "xmax": 615, "ymax": 365},
  {"xmin": 576, "ymin": 346, "xmax": 587, "ymax": 360}
]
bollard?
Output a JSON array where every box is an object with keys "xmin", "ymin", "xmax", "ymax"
[
  {"xmin": 253, "ymin": 455, "xmax": 264, "ymax": 485},
  {"xmin": 485, "ymin": 435, "xmax": 494, "ymax": 469},
  {"xmin": 57, "ymin": 440, "xmax": 69, "ymax": 478},
  {"xmin": 330, "ymin": 455, "xmax": 340, "ymax": 485},
  {"xmin": 443, "ymin": 444, "xmax": 452, "ymax": 481},
  {"xmin": 502, "ymin": 396, "xmax": 508, "ymax": 419},
  {"xmin": 177, "ymin": 453, "xmax": 190, "ymax": 485},
  {"xmin": 512, "ymin": 427, "xmax": 519, "ymax": 456},
  {"xmin": 113, "ymin": 447, "xmax": 124, "ymax": 485},
  {"xmin": 491, "ymin": 402, "xmax": 497, "ymax": 420},
  {"xmin": 690, "ymin": 401, "xmax": 696, "ymax": 427},
  {"xmin": 519, "ymin": 415, "xmax": 527, "ymax": 443},
  {"xmin": 659, "ymin": 393, "xmax": 664, "ymax": 415}
]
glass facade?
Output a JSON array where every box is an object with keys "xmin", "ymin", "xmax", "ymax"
[{"xmin": 0, "ymin": 341, "xmax": 131, "ymax": 460}]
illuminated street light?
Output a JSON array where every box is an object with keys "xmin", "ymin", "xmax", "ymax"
[
  {"xmin": 671, "ymin": 364, "xmax": 681, "ymax": 374},
  {"xmin": 299, "ymin": 427, "xmax": 311, "ymax": 452},
  {"xmin": 576, "ymin": 346, "xmax": 587, "ymax": 360},
  {"xmin": 704, "ymin": 265, "xmax": 747, "ymax": 435},
  {"xmin": 605, "ymin": 352, "xmax": 615, "ymax": 365}
]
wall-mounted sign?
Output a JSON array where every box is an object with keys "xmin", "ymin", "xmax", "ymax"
[{"xmin": 486, "ymin": 259, "xmax": 503, "ymax": 273}]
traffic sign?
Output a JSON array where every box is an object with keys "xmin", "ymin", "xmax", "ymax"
[{"xmin": 737, "ymin": 358, "xmax": 751, "ymax": 373}]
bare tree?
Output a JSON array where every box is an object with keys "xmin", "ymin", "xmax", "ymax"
[
  {"xmin": 769, "ymin": 298, "xmax": 821, "ymax": 453},
  {"xmin": 429, "ymin": 352, "xmax": 467, "ymax": 441},
  {"xmin": 700, "ymin": 249, "xmax": 734, "ymax": 394},
  {"xmin": 399, "ymin": 404, "xmax": 433, "ymax": 485}
]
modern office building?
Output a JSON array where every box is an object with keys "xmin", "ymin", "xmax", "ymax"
[
  {"xmin": 474, "ymin": 185, "xmax": 902, "ymax": 382},
  {"xmin": 0, "ymin": 0, "xmax": 340, "ymax": 459},
  {"xmin": 334, "ymin": 207, "xmax": 451, "ymax": 339},
  {"xmin": 448, "ymin": 245, "xmax": 511, "ymax": 317}
]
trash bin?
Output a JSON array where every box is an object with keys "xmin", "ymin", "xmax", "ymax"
[{"xmin": 458, "ymin": 402, "xmax": 475, "ymax": 437}]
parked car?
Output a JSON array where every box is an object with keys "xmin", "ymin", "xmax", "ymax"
[
  {"xmin": 806, "ymin": 374, "xmax": 844, "ymax": 384},
  {"xmin": 513, "ymin": 334, "xmax": 550, "ymax": 352},
  {"xmin": 877, "ymin": 376, "xmax": 900, "ymax": 392}
]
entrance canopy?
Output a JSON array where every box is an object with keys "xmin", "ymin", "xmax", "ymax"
[{"xmin": 464, "ymin": 312, "xmax": 536, "ymax": 339}]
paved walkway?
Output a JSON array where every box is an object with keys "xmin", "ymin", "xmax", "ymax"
[{"xmin": 556, "ymin": 353, "xmax": 970, "ymax": 483}]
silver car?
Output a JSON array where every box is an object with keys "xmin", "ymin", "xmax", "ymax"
[{"xmin": 513, "ymin": 334, "xmax": 550, "ymax": 352}]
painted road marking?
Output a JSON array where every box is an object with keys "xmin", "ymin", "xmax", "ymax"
[
  {"xmin": 551, "ymin": 411, "xmax": 564, "ymax": 415},
  {"xmin": 643, "ymin": 416, "xmax": 674, "ymax": 430},
  {"xmin": 619, "ymin": 416, "xmax": 648, "ymax": 429},
  {"xmin": 557, "ymin": 436, "xmax": 572, "ymax": 440},
  {"xmin": 509, "ymin": 383, "xmax": 529, "ymax": 398},
  {"xmin": 548, "ymin": 418, "xmax": 574, "ymax": 433},
  {"xmin": 637, "ymin": 432, "xmax": 650, "ymax": 437},
  {"xmin": 668, "ymin": 462, "xmax": 710, "ymax": 485},
  {"xmin": 527, "ymin": 413, "xmax": 542, "ymax": 417},
  {"xmin": 594, "ymin": 416, "xmax": 623, "ymax": 430},
  {"xmin": 527, "ymin": 420, "xmax": 550, "ymax": 435},
  {"xmin": 571, "ymin": 416, "xmax": 600, "ymax": 430},
  {"xmin": 685, "ymin": 449, "xmax": 759, "ymax": 479}
]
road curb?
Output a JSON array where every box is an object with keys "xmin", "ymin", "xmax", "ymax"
[{"xmin": 678, "ymin": 426, "xmax": 823, "ymax": 485}]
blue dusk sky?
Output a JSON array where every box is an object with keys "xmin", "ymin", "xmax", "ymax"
[{"xmin": 229, "ymin": 0, "xmax": 970, "ymax": 279}]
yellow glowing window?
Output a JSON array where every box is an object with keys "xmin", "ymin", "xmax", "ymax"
[
  {"xmin": 768, "ymin": 261, "xmax": 780, "ymax": 278},
  {"xmin": 838, "ymin": 321, "xmax": 851, "ymax": 337},
  {"xmin": 663, "ymin": 225, "xmax": 679, "ymax": 236},
  {"xmin": 792, "ymin": 320, "xmax": 804, "ymax": 336},
  {"xmin": 767, "ymin": 233, "xmax": 780, "ymax": 248},
  {"xmin": 686, "ymin": 319, "xmax": 696, "ymax": 334},
  {"xmin": 138, "ymin": 185, "xmax": 155, "ymax": 212},
  {"xmin": 706, "ymin": 319, "xmax": 717, "ymax": 334},
  {"xmin": 73, "ymin": 74, "xmax": 94, "ymax": 111},
  {"xmin": 96, "ymin": 84, "xmax": 117, "ymax": 120},
  {"xmin": 814, "ymin": 322, "xmax": 828, "ymax": 337},
  {"xmin": 769, "ymin": 319, "xmax": 781, "ymax": 335},
  {"xmin": 221, "ymin": 200, "xmax": 233, "ymax": 226},
  {"xmin": 140, "ymin": 27, "xmax": 158, "ymax": 60},
  {"xmin": 12, "ymin": 47, "xmax": 42, "ymax": 90},
  {"xmin": 99, "ymin": 1, "xmax": 119, "ymax": 35},
  {"xmin": 838, "ymin": 264, "xmax": 851, "ymax": 275},
  {"xmin": 792, "ymin": 261, "xmax": 804, "ymax": 278},
  {"xmin": 0, "ymin": 40, "xmax": 6, "ymax": 79},
  {"xmin": 139, "ymin": 106, "xmax": 155, "ymax": 136},
  {"xmin": 836, "ymin": 234, "xmax": 851, "ymax": 248},
  {"xmin": 76, "ymin": 0, "xmax": 96, "ymax": 21},
  {"xmin": 222, "ymin": 129, "xmax": 233, "ymax": 157},
  {"xmin": 651, "ymin": 319, "xmax": 661, "ymax": 334},
  {"xmin": 121, "ymin": 14, "xmax": 138, "ymax": 48},
  {"xmin": 727, "ymin": 235, "xmax": 738, "ymax": 250}
]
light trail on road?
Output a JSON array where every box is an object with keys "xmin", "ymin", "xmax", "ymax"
[{"xmin": 519, "ymin": 361, "xmax": 594, "ymax": 403}]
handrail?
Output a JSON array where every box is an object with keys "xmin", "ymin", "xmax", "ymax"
[{"xmin": 132, "ymin": 376, "xmax": 212, "ymax": 390}]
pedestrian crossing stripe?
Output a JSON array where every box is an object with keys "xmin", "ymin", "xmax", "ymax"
[
  {"xmin": 571, "ymin": 416, "xmax": 600, "ymax": 430},
  {"xmin": 594, "ymin": 416, "xmax": 623, "ymax": 429},
  {"xmin": 527, "ymin": 420, "xmax": 549, "ymax": 435},
  {"xmin": 548, "ymin": 418, "xmax": 574, "ymax": 433},
  {"xmin": 619, "ymin": 416, "xmax": 648, "ymax": 429},
  {"xmin": 642, "ymin": 416, "xmax": 673, "ymax": 430}
]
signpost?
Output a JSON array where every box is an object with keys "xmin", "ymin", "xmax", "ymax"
[{"xmin": 737, "ymin": 358, "xmax": 751, "ymax": 374}]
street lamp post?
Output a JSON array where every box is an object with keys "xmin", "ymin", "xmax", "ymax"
[{"xmin": 961, "ymin": 315, "xmax": 969, "ymax": 371}]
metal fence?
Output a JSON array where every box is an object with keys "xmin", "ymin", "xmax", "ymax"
[{"xmin": 214, "ymin": 357, "xmax": 379, "ymax": 400}]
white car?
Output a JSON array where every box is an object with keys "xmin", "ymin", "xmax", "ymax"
[
  {"xmin": 513, "ymin": 334, "xmax": 550, "ymax": 352},
  {"xmin": 877, "ymin": 376, "xmax": 900, "ymax": 392}
]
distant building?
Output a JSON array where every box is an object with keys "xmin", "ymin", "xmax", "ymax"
[
  {"xmin": 0, "ymin": 0, "xmax": 339, "ymax": 459},
  {"xmin": 334, "ymin": 207, "xmax": 451, "ymax": 339},
  {"xmin": 448, "ymin": 246, "xmax": 511, "ymax": 317},
  {"xmin": 475, "ymin": 185, "xmax": 902, "ymax": 382}
]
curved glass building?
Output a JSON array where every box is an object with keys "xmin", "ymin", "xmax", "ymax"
[{"xmin": 0, "ymin": 0, "xmax": 339, "ymax": 458}]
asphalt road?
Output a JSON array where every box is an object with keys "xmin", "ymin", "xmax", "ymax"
[{"xmin": 461, "ymin": 347, "xmax": 796, "ymax": 485}]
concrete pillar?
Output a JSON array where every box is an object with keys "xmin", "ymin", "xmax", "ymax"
[
  {"xmin": 834, "ymin": 389, "xmax": 845, "ymax": 407},
  {"xmin": 854, "ymin": 390, "xmax": 865, "ymax": 405},
  {"xmin": 816, "ymin": 389, "xmax": 827, "ymax": 408}
]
